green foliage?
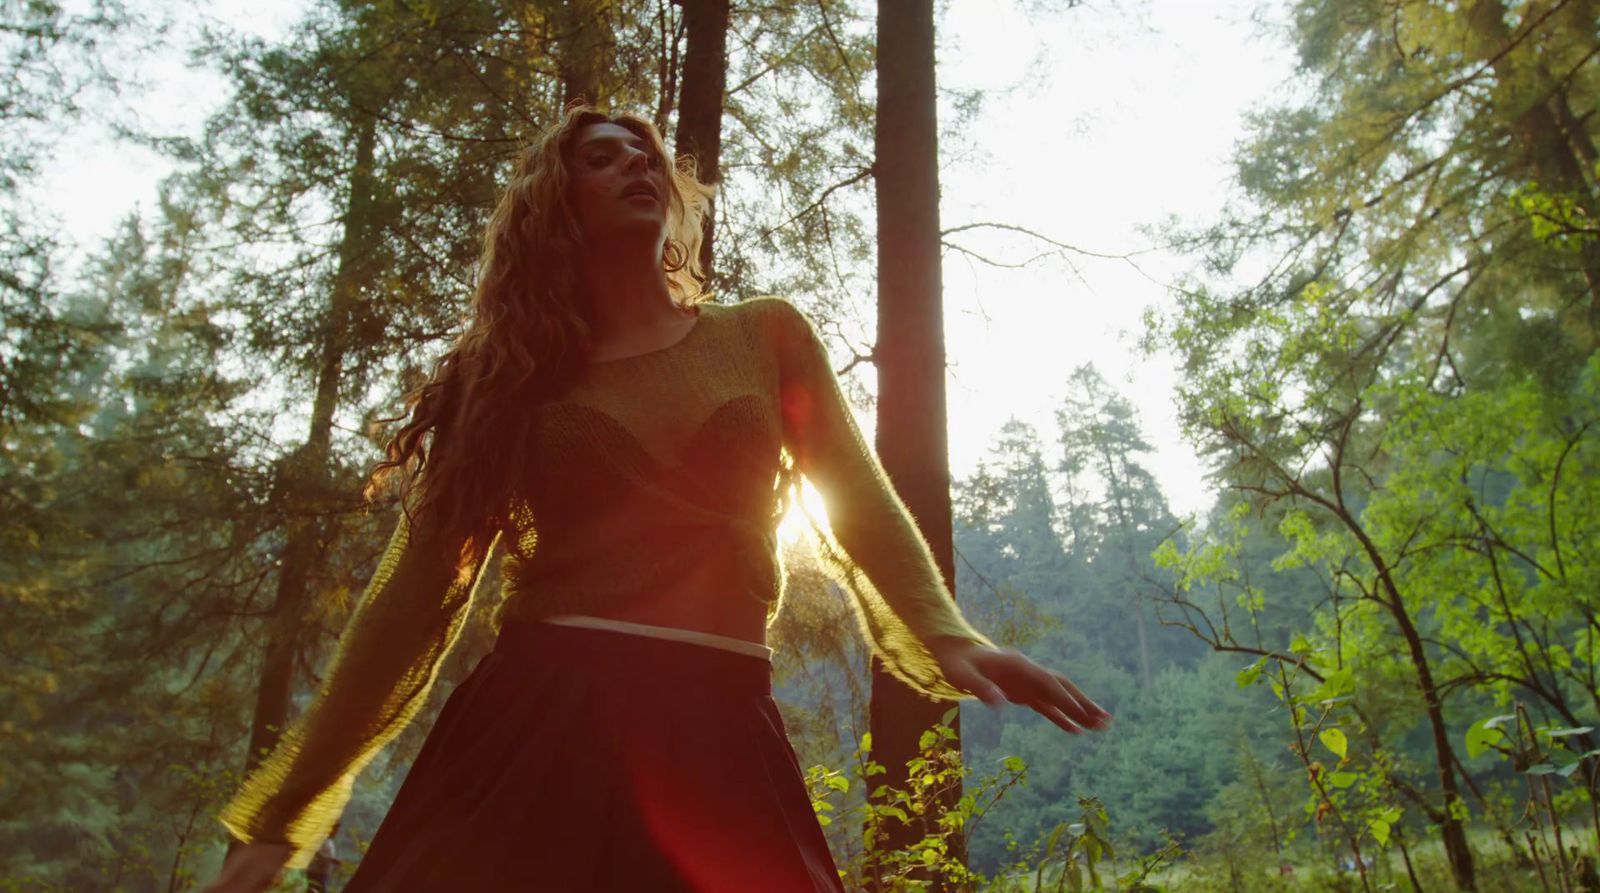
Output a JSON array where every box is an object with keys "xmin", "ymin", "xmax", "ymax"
[
  {"xmin": 1512, "ymin": 177, "xmax": 1600, "ymax": 253},
  {"xmin": 806, "ymin": 720, "xmax": 1183, "ymax": 892},
  {"xmin": 1152, "ymin": 0, "xmax": 1600, "ymax": 887},
  {"xmin": 943, "ymin": 370, "xmax": 1271, "ymax": 871},
  {"xmin": 806, "ymin": 719, "xmax": 1014, "ymax": 891},
  {"xmin": 717, "ymin": 0, "xmax": 878, "ymax": 305}
]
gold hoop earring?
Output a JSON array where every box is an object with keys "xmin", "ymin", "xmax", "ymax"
[{"xmin": 663, "ymin": 238, "xmax": 688, "ymax": 273}]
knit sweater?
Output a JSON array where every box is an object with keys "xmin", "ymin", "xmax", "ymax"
[{"xmin": 218, "ymin": 296, "xmax": 992, "ymax": 868}]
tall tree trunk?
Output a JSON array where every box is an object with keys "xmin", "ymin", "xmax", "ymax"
[
  {"xmin": 1132, "ymin": 597, "xmax": 1152, "ymax": 688},
  {"xmin": 868, "ymin": 0, "xmax": 965, "ymax": 888},
  {"xmin": 557, "ymin": 0, "xmax": 605, "ymax": 107},
  {"xmin": 241, "ymin": 113, "xmax": 380, "ymax": 778},
  {"xmin": 673, "ymin": 0, "xmax": 729, "ymax": 283},
  {"xmin": 1096, "ymin": 440, "xmax": 1152, "ymax": 689}
]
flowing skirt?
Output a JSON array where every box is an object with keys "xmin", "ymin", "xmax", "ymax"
[{"xmin": 342, "ymin": 620, "xmax": 846, "ymax": 892}]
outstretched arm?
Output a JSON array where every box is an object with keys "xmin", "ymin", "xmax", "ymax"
[
  {"xmin": 765, "ymin": 297, "xmax": 1110, "ymax": 732},
  {"xmin": 216, "ymin": 509, "xmax": 498, "ymax": 871}
]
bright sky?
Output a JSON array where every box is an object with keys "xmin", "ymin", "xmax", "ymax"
[
  {"xmin": 40, "ymin": 0, "xmax": 1296, "ymax": 521},
  {"xmin": 934, "ymin": 0, "xmax": 1294, "ymax": 519}
]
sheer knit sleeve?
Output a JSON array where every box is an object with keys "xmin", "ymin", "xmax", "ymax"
[
  {"xmin": 218, "ymin": 509, "xmax": 498, "ymax": 869},
  {"xmin": 766, "ymin": 298, "xmax": 993, "ymax": 700}
]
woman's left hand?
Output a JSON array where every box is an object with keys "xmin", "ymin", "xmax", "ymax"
[{"xmin": 930, "ymin": 638, "xmax": 1112, "ymax": 735}]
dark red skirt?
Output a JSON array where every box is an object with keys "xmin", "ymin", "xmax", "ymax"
[{"xmin": 342, "ymin": 621, "xmax": 845, "ymax": 892}]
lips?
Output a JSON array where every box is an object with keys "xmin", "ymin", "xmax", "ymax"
[{"xmin": 621, "ymin": 181, "xmax": 660, "ymax": 203}]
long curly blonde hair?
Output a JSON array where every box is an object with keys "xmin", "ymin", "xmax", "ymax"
[{"xmin": 366, "ymin": 106, "xmax": 715, "ymax": 567}]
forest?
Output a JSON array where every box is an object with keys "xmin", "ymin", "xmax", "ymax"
[{"xmin": 2, "ymin": 0, "xmax": 1598, "ymax": 890}]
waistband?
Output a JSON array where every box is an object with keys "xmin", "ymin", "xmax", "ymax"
[
  {"xmin": 539, "ymin": 614, "xmax": 774, "ymax": 661},
  {"xmin": 492, "ymin": 618, "xmax": 773, "ymax": 698}
]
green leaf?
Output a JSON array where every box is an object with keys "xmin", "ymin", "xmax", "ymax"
[
  {"xmin": 1236, "ymin": 658, "xmax": 1264, "ymax": 688},
  {"xmin": 1368, "ymin": 818, "xmax": 1391, "ymax": 847},
  {"xmin": 1541, "ymin": 726, "xmax": 1593, "ymax": 740},
  {"xmin": 1002, "ymin": 755, "xmax": 1026, "ymax": 773},
  {"xmin": 1465, "ymin": 716, "xmax": 1508, "ymax": 759},
  {"xmin": 1064, "ymin": 858, "xmax": 1083, "ymax": 893},
  {"xmin": 1321, "ymin": 667, "xmax": 1355, "ymax": 697},
  {"xmin": 1320, "ymin": 728, "xmax": 1348, "ymax": 760},
  {"xmin": 1527, "ymin": 751, "xmax": 1585, "ymax": 779},
  {"xmin": 1044, "ymin": 821, "xmax": 1066, "ymax": 859},
  {"xmin": 1327, "ymin": 771, "xmax": 1359, "ymax": 788},
  {"xmin": 826, "ymin": 776, "xmax": 849, "ymax": 793}
]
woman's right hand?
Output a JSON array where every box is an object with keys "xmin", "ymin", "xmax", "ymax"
[{"xmin": 201, "ymin": 841, "xmax": 293, "ymax": 893}]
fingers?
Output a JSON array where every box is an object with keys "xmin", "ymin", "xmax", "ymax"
[
  {"xmin": 1054, "ymin": 672, "xmax": 1109, "ymax": 719},
  {"xmin": 959, "ymin": 650, "xmax": 1112, "ymax": 736},
  {"xmin": 1037, "ymin": 700, "xmax": 1086, "ymax": 735},
  {"xmin": 1048, "ymin": 671, "xmax": 1112, "ymax": 730},
  {"xmin": 1011, "ymin": 663, "xmax": 1111, "ymax": 734},
  {"xmin": 1028, "ymin": 674, "xmax": 1095, "ymax": 734}
]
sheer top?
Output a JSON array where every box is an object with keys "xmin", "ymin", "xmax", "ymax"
[{"xmin": 218, "ymin": 296, "xmax": 992, "ymax": 867}]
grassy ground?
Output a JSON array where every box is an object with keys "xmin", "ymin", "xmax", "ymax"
[{"xmin": 985, "ymin": 824, "xmax": 1594, "ymax": 892}]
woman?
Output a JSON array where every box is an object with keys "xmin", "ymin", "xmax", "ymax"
[{"xmin": 204, "ymin": 106, "xmax": 1110, "ymax": 893}]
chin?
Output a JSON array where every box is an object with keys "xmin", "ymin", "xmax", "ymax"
[
  {"xmin": 589, "ymin": 222, "xmax": 668, "ymax": 251},
  {"xmin": 619, "ymin": 215, "xmax": 669, "ymax": 238}
]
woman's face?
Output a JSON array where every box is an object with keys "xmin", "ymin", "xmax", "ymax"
[{"xmin": 567, "ymin": 121, "xmax": 671, "ymax": 249}]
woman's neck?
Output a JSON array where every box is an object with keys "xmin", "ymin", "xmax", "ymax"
[{"xmin": 579, "ymin": 243, "xmax": 681, "ymax": 341}]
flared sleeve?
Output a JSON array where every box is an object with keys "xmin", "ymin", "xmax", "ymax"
[
  {"xmin": 765, "ymin": 297, "xmax": 993, "ymax": 700},
  {"xmin": 218, "ymin": 508, "xmax": 498, "ymax": 868}
]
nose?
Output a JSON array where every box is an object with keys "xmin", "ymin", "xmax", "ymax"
[{"xmin": 623, "ymin": 146, "xmax": 649, "ymax": 176}]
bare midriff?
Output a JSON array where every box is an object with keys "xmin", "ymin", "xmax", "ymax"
[{"xmin": 572, "ymin": 553, "xmax": 770, "ymax": 648}]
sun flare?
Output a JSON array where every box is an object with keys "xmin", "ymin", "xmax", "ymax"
[{"xmin": 777, "ymin": 478, "xmax": 832, "ymax": 545}]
